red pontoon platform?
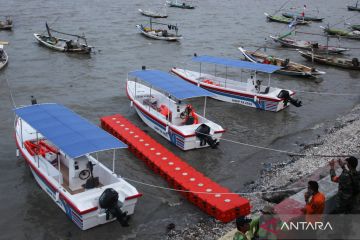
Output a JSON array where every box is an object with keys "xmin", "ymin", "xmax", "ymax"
[{"xmin": 101, "ymin": 114, "xmax": 250, "ymax": 222}]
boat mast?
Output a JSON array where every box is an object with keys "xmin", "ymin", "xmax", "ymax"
[{"xmin": 46, "ymin": 22, "xmax": 52, "ymax": 38}]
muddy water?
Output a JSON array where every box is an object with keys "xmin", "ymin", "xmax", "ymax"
[{"xmin": 0, "ymin": 0, "xmax": 359, "ymax": 239}]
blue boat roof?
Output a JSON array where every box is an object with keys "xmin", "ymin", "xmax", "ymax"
[
  {"xmin": 129, "ymin": 69, "xmax": 214, "ymax": 100},
  {"xmin": 192, "ymin": 55, "xmax": 281, "ymax": 73},
  {"xmin": 14, "ymin": 103, "xmax": 127, "ymax": 159}
]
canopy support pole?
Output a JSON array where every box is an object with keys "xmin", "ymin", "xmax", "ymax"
[
  {"xmin": 225, "ymin": 66, "xmax": 227, "ymax": 88},
  {"xmin": 149, "ymin": 87, "xmax": 152, "ymax": 112},
  {"xmin": 112, "ymin": 149, "xmax": 116, "ymax": 173},
  {"xmin": 214, "ymin": 64, "xmax": 216, "ymax": 77},
  {"xmin": 167, "ymin": 95, "xmax": 171, "ymax": 125},
  {"xmin": 199, "ymin": 63, "xmax": 202, "ymax": 86},
  {"xmin": 20, "ymin": 118, "xmax": 24, "ymax": 148},
  {"xmin": 203, "ymin": 97, "xmax": 207, "ymax": 118},
  {"xmin": 58, "ymin": 153, "xmax": 61, "ymax": 184},
  {"xmin": 268, "ymin": 74, "xmax": 271, "ymax": 86},
  {"xmin": 36, "ymin": 132, "xmax": 39, "ymax": 168}
]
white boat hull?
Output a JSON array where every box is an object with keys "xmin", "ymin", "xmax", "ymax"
[
  {"xmin": 15, "ymin": 119, "xmax": 140, "ymax": 230},
  {"xmin": 171, "ymin": 68, "xmax": 293, "ymax": 112},
  {"xmin": 127, "ymin": 81, "xmax": 224, "ymax": 150}
]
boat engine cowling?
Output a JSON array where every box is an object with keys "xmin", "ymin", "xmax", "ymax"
[
  {"xmin": 195, "ymin": 124, "xmax": 219, "ymax": 149},
  {"xmin": 99, "ymin": 188, "xmax": 129, "ymax": 227},
  {"xmin": 277, "ymin": 90, "xmax": 302, "ymax": 107}
]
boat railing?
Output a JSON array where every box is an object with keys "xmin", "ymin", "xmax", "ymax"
[{"xmin": 39, "ymin": 156, "xmax": 62, "ymax": 184}]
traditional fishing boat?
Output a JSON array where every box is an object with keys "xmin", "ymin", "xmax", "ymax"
[
  {"xmin": 298, "ymin": 51, "xmax": 360, "ymax": 70},
  {"xmin": 136, "ymin": 18, "xmax": 182, "ymax": 41},
  {"xmin": 171, "ymin": 56, "xmax": 302, "ymax": 112},
  {"xmin": 166, "ymin": 0, "xmax": 195, "ymax": 9},
  {"xmin": 127, "ymin": 69, "xmax": 224, "ymax": 150},
  {"xmin": 34, "ymin": 23, "xmax": 93, "ymax": 53},
  {"xmin": 321, "ymin": 26, "xmax": 360, "ymax": 40},
  {"xmin": 351, "ymin": 24, "xmax": 360, "ymax": 31},
  {"xmin": 0, "ymin": 44, "xmax": 8, "ymax": 71},
  {"xmin": 348, "ymin": 1, "xmax": 360, "ymax": 11},
  {"xmin": 269, "ymin": 35, "xmax": 349, "ymax": 54},
  {"xmin": 239, "ymin": 47, "xmax": 325, "ymax": 78},
  {"xmin": 14, "ymin": 103, "xmax": 142, "ymax": 230},
  {"xmin": 282, "ymin": 12, "xmax": 323, "ymax": 21},
  {"xmin": 138, "ymin": 8, "xmax": 168, "ymax": 18},
  {"xmin": 0, "ymin": 16, "xmax": 12, "ymax": 30},
  {"xmin": 264, "ymin": 13, "xmax": 310, "ymax": 25}
]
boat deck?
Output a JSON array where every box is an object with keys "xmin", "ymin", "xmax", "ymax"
[{"xmin": 59, "ymin": 162, "xmax": 85, "ymax": 195}]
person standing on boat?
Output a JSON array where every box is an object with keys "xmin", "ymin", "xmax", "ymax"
[{"xmin": 182, "ymin": 105, "xmax": 199, "ymax": 125}]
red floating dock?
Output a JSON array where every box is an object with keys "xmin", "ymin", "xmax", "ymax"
[{"xmin": 101, "ymin": 114, "xmax": 250, "ymax": 222}]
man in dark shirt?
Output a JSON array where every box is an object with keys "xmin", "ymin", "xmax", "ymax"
[{"xmin": 330, "ymin": 156, "xmax": 360, "ymax": 213}]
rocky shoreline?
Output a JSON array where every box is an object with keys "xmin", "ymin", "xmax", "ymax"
[{"xmin": 166, "ymin": 104, "xmax": 360, "ymax": 240}]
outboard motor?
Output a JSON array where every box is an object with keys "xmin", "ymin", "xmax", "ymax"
[
  {"xmin": 195, "ymin": 124, "xmax": 219, "ymax": 148},
  {"xmin": 99, "ymin": 188, "xmax": 130, "ymax": 227},
  {"xmin": 277, "ymin": 90, "xmax": 302, "ymax": 107}
]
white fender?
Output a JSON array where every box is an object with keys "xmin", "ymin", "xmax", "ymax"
[
  {"xmin": 16, "ymin": 148, "xmax": 19, "ymax": 157},
  {"xmin": 130, "ymin": 101, "xmax": 133, "ymax": 107}
]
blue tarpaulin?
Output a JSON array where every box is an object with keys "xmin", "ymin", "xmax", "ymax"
[
  {"xmin": 14, "ymin": 103, "xmax": 127, "ymax": 158},
  {"xmin": 129, "ymin": 69, "xmax": 214, "ymax": 100},
  {"xmin": 192, "ymin": 55, "xmax": 281, "ymax": 73}
]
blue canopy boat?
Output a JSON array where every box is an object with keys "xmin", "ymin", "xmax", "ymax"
[
  {"xmin": 14, "ymin": 103, "xmax": 141, "ymax": 230},
  {"xmin": 127, "ymin": 69, "xmax": 224, "ymax": 150},
  {"xmin": 171, "ymin": 55, "xmax": 302, "ymax": 112}
]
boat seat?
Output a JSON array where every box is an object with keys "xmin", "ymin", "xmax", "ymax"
[{"xmin": 260, "ymin": 87, "xmax": 270, "ymax": 94}]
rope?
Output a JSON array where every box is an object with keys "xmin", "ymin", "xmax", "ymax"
[
  {"xmin": 5, "ymin": 78, "xmax": 16, "ymax": 108},
  {"xmin": 123, "ymin": 177, "xmax": 305, "ymax": 195},
  {"xmin": 293, "ymin": 90, "xmax": 359, "ymax": 96}
]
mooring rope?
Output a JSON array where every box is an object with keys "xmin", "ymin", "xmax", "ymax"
[
  {"xmin": 122, "ymin": 177, "xmax": 305, "ymax": 195},
  {"xmin": 5, "ymin": 78, "xmax": 17, "ymax": 108}
]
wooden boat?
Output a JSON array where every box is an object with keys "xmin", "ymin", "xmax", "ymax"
[
  {"xmin": 34, "ymin": 23, "xmax": 92, "ymax": 53},
  {"xmin": 239, "ymin": 47, "xmax": 325, "ymax": 78},
  {"xmin": 351, "ymin": 24, "xmax": 360, "ymax": 31},
  {"xmin": 348, "ymin": 1, "xmax": 360, "ymax": 11},
  {"xmin": 14, "ymin": 103, "xmax": 142, "ymax": 230},
  {"xmin": 298, "ymin": 51, "xmax": 360, "ymax": 70},
  {"xmin": 264, "ymin": 13, "xmax": 310, "ymax": 25},
  {"xmin": 136, "ymin": 19, "xmax": 182, "ymax": 41},
  {"xmin": 0, "ymin": 16, "xmax": 12, "ymax": 30},
  {"xmin": 172, "ymin": 55, "xmax": 302, "ymax": 112},
  {"xmin": 166, "ymin": 0, "xmax": 195, "ymax": 9},
  {"xmin": 138, "ymin": 8, "xmax": 168, "ymax": 18},
  {"xmin": 0, "ymin": 44, "xmax": 8, "ymax": 71},
  {"xmin": 282, "ymin": 12, "xmax": 323, "ymax": 21},
  {"xmin": 269, "ymin": 35, "xmax": 349, "ymax": 54},
  {"xmin": 322, "ymin": 26, "xmax": 360, "ymax": 40},
  {"xmin": 127, "ymin": 69, "xmax": 224, "ymax": 150}
]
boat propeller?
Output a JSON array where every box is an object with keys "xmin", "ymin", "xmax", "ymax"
[
  {"xmin": 99, "ymin": 188, "xmax": 130, "ymax": 227},
  {"xmin": 277, "ymin": 90, "xmax": 302, "ymax": 107}
]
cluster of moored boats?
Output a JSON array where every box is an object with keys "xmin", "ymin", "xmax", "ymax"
[
  {"xmin": 262, "ymin": 2, "xmax": 360, "ymax": 71},
  {"xmin": 3, "ymin": 1, "xmax": 360, "ymax": 232}
]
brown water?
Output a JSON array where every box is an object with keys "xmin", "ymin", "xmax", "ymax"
[{"xmin": 0, "ymin": 0, "xmax": 359, "ymax": 239}]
